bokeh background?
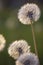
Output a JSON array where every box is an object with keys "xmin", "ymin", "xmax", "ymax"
[{"xmin": 0, "ymin": 0, "xmax": 43, "ymax": 65}]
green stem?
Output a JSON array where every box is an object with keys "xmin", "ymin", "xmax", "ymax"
[
  {"xmin": 31, "ymin": 21, "xmax": 38, "ymax": 56},
  {"xmin": 31, "ymin": 21, "xmax": 40, "ymax": 65}
]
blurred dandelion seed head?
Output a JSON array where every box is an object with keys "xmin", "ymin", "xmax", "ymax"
[
  {"xmin": 18, "ymin": 3, "xmax": 40, "ymax": 25},
  {"xmin": 0, "ymin": 34, "xmax": 6, "ymax": 51},
  {"xmin": 16, "ymin": 53, "xmax": 39, "ymax": 65},
  {"xmin": 8, "ymin": 40, "xmax": 30, "ymax": 59}
]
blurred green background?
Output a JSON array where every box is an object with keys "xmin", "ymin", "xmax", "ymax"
[{"xmin": 0, "ymin": 0, "xmax": 43, "ymax": 65}]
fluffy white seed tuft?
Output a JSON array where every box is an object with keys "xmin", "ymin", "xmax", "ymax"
[
  {"xmin": 8, "ymin": 40, "xmax": 31, "ymax": 59},
  {"xmin": 18, "ymin": 3, "xmax": 40, "ymax": 25},
  {"xmin": 16, "ymin": 53, "xmax": 39, "ymax": 65},
  {"xmin": 0, "ymin": 34, "xmax": 6, "ymax": 51}
]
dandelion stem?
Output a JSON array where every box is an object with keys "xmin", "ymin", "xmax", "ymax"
[
  {"xmin": 31, "ymin": 21, "xmax": 38, "ymax": 56},
  {"xmin": 31, "ymin": 21, "xmax": 40, "ymax": 65}
]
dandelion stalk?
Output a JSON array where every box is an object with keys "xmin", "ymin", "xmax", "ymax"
[
  {"xmin": 31, "ymin": 21, "xmax": 40, "ymax": 65},
  {"xmin": 31, "ymin": 21, "xmax": 38, "ymax": 56}
]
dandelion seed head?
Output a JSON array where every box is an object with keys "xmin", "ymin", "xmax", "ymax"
[
  {"xmin": 8, "ymin": 40, "xmax": 30, "ymax": 59},
  {"xmin": 16, "ymin": 53, "xmax": 39, "ymax": 65},
  {"xmin": 0, "ymin": 34, "xmax": 6, "ymax": 51},
  {"xmin": 18, "ymin": 3, "xmax": 40, "ymax": 25}
]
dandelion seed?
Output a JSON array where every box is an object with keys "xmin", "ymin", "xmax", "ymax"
[
  {"xmin": 0, "ymin": 34, "xmax": 6, "ymax": 51},
  {"xmin": 18, "ymin": 3, "xmax": 40, "ymax": 24},
  {"xmin": 8, "ymin": 40, "xmax": 30, "ymax": 59},
  {"xmin": 16, "ymin": 53, "xmax": 39, "ymax": 65}
]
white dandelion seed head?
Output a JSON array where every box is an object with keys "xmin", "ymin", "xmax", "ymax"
[
  {"xmin": 16, "ymin": 53, "xmax": 39, "ymax": 65},
  {"xmin": 0, "ymin": 34, "xmax": 6, "ymax": 51},
  {"xmin": 8, "ymin": 40, "xmax": 31, "ymax": 59},
  {"xmin": 18, "ymin": 3, "xmax": 40, "ymax": 25}
]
